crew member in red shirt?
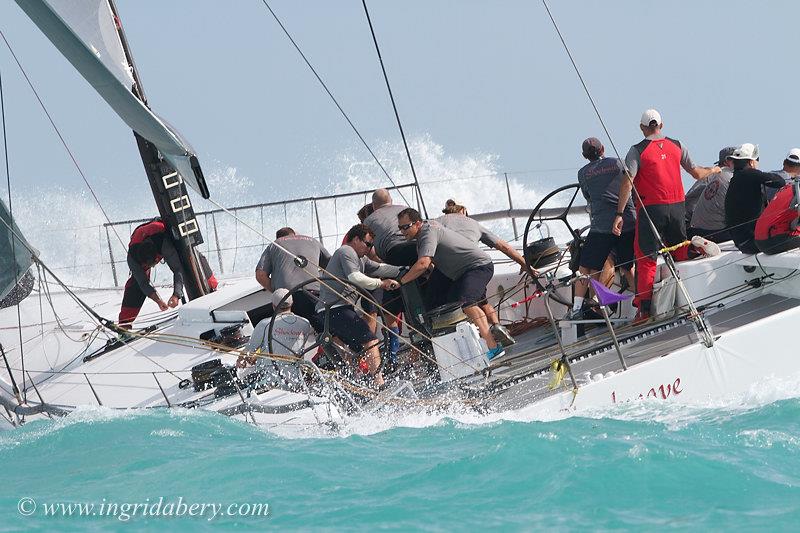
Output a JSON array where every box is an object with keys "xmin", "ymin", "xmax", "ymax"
[
  {"xmin": 118, "ymin": 219, "xmax": 217, "ymax": 329},
  {"xmin": 613, "ymin": 109, "xmax": 720, "ymax": 320}
]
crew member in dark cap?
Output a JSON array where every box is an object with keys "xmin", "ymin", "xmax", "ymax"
[{"xmin": 570, "ymin": 137, "xmax": 636, "ymax": 319}]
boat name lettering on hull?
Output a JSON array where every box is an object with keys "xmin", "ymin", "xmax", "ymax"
[{"xmin": 611, "ymin": 377, "xmax": 682, "ymax": 403}]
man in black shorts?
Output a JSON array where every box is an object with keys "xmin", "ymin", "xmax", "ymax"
[
  {"xmin": 315, "ymin": 224, "xmax": 402, "ymax": 387},
  {"xmin": 572, "ymin": 138, "xmax": 636, "ymax": 319},
  {"xmin": 395, "ymin": 208, "xmax": 505, "ymax": 360}
]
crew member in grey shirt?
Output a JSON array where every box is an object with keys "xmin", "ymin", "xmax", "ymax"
[
  {"xmin": 766, "ymin": 148, "xmax": 800, "ymax": 201},
  {"xmin": 237, "ymin": 288, "xmax": 314, "ymax": 391},
  {"xmin": 436, "ymin": 203, "xmax": 527, "ymax": 346},
  {"xmin": 255, "ymin": 227, "xmax": 331, "ymax": 328},
  {"xmin": 362, "ymin": 188, "xmax": 416, "ymax": 346},
  {"xmin": 316, "ymin": 224, "xmax": 402, "ymax": 387},
  {"xmin": 396, "ymin": 208, "xmax": 505, "ymax": 360},
  {"xmin": 571, "ymin": 138, "xmax": 636, "ymax": 319},
  {"xmin": 688, "ymin": 146, "xmax": 737, "ymax": 242}
]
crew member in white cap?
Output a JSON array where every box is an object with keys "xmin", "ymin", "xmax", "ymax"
[
  {"xmin": 766, "ymin": 148, "xmax": 800, "ymax": 201},
  {"xmin": 613, "ymin": 109, "xmax": 720, "ymax": 320},
  {"xmin": 238, "ymin": 287, "xmax": 315, "ymax": 366},
  {"xmin": 724, "ymin": 143, "xmax": 786, "ymax": 254}
]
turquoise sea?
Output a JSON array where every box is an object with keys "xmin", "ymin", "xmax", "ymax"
[{"xmin": 2, "ymin": 392, "xmax": 800, "ymax": 531}]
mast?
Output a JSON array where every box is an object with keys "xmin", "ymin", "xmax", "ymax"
[{"xmin": 107, "ymin": 0, "xmax": 210, "ymax": 299}]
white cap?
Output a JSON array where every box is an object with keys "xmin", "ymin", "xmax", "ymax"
[
  {"xmin": 640, "ymin": 109, "xmax": 662, "ymax": 127},
  {"xmin": 785, "ymin": 148, "xmax": 800, "ymax": 164},
  {"xmin": 730, "ymin": 143, "xmax": 759, "ymax": 161},
  {"xmin": 272, "ymin": 288, "xmax": 293, "ymax": 309}
]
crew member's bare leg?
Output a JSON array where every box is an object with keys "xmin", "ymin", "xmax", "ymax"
[{"xmin": 462, "ymin": 304, "xmax": 497, "ymax": 350}]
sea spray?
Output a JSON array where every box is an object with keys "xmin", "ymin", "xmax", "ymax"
[{"xmin": 8, "ymin": 135, "xmax": 581, "ymax": 288}]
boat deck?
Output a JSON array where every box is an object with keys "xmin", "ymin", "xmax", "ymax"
[{"xmin": 484, "ymin": 293, "xmax": 800, "ymax": 410}]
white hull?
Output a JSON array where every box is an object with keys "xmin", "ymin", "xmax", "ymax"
[{"xmin": 2, "ymin": 241, "xmax": 800, "ymax": 431}]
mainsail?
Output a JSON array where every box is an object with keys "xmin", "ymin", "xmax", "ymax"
[
  {"xmin": 13, "ymin": 0, "xmax": 210, "ymax": 199},
  {"xmin": 0, "ymin": 198, "xmax": 35, "ymax": 308}
]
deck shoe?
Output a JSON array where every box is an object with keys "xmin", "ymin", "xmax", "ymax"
[
  {"xmin": 486, "ymin": 345, "xmax": 506, "ymax": 360},
  {"xmin": 564, "ymin": 308, "xmax": 587, "ymax": 321},
  {"xmin": 490, "ymin": 323, "xmax": 516, "ymax": 346},
  {"xmin": 690, "ymin": 236, "xmax": 721, "ymax": 257}
]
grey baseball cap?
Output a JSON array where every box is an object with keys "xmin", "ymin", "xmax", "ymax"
[{"xmin": 715, "ymin": 146, "xmax": 737, "ymax": 165}]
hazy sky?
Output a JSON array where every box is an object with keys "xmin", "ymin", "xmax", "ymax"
[{"xmin": 1, "ymin": 0, "xmax": 798, "ymax": 207}]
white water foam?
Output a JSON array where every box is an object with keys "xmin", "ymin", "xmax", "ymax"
[{"xmin": 9, "ymin": 135, "xmax": 576, "ymax": 288}]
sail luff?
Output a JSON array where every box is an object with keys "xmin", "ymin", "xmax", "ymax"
[{"xmin": 13, "ymin": 0, "xmax": 210, "ymax": 198}]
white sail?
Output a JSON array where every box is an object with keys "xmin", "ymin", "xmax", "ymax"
[{"xmin": 13, "ymin": 0, "xmax": 210, "ymax": 198}]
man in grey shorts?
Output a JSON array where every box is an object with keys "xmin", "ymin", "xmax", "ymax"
[
  {"xmin": 436, "ymin": 202, "xmax": 525, "ymax": 346},
  {"xmin": 395, "ymin": 208, "xmax": 505, "ymax": 360},
  {"xmin": 255, "ymin": 227, "xmax": 331, "ymax": 329}
]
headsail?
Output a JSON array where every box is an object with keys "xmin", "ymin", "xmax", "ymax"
[
  {"xmin": 0, "ymin": 198, "xmax": 36, "ymax": 308},
  {"xmin": 13, "ymin": 0, "xmax": 210, "ymax": 199}
]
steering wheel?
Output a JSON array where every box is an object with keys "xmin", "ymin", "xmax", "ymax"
[{"xmin": 521, "ymin": 183, "xmax": 588, "ymax": 306}]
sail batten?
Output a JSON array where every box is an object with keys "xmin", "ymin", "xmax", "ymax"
[{"xmin": 14, "ymin": 0, "xmax": 210, "ymax": 199}]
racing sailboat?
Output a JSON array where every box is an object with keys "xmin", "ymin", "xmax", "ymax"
[{"xmin": 2, "ymin": 1, "xmax": 800, "ymax": 431}]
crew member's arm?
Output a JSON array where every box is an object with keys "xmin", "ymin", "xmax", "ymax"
[
  {"xmin": 613, "ymin": 148, "xmax": 641, "ymax": 236},
  {"xmin": 681, "ymin": 145, "xmax": 720, "ymax": 181},
  {"xmin": 494, "ymin": 239, "xmax": 532, "ymax": 272},
  {"xmin": 399, "ymin": 256, "xmax": 432, "ymax": 285},
  {"xmin": 128, "ymin": 253, "xmax": 168, "ymax": 311},
  {"xmin": 613, "ymin": 177, "xmax": 633, "ymax": 236},
  {"xmin": 161, "ymin": 239, "xmax": 184, "ymax": 308},
  {"xmin": 255, "ymin": 269, "xmax": 272, "ymax": 291},
  {"xmin": 255, "ymin": 246, "xmax": 273, "ymax": 291},
  {"xmin": 341, "ymin": 249, "xmax": 399, "ymax": 291},
  {"xmin": 687, "ymin": 166, "xmax": 721, "ymax": 181}
]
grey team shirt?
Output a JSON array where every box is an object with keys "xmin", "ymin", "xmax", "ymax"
[
  {"xmin": 316, "ymin": 245, "xmax": 401, "ymax": 311},
  {"xmin": 416, "ymin": 221, "xmax": 491, "ymax": 280},
  {"xmin": 363, "ymin": 204, "xmax": 407, "ymax": 258},
  {"xmin": 690, "ymin": 167, "xmax": 733, "ymax": 231},
  {"xmin": 577, "ymin": 157, "xmax": 636, "ymax": 234},
  {"xmin": 248, "ymin": 313, "xmax": 314, "ymax": 359},
  {"xmin": 436, "ymin": 214, "xmax": 500, "ymax": 246},
  {"xmin": 128, "ymin": 237, "xmax": 184, "ymax": 298},
  {"xmin": 256, "ymin": 234, "xmax": 331, "ymax": 291},
  {"xmin": 625, "ymin": 135, "xmax": 695, "ymax": 179}
]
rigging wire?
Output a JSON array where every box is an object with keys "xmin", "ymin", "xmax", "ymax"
[
  {"xmin": 0, "ymin": 64, "xmax": 26, "ymax": 400},
  {"xmin": 539, "ymin": 0, "xmax": 714, "ymax": 347},
  {"xmin": 0, "ymin": 29, "xmax": 127, "ymax": 252},
  {"xmin": 360, "ymin": 0, "xmax": 428, "ymax": 218},
  {"xmin": 258, "ymin": 0, "xmax": 413, "ymax": 208}
]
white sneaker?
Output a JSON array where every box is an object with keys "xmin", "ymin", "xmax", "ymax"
[{"xmin": 691, "ymin": 236, "xmax": 720, "ymax": 257}]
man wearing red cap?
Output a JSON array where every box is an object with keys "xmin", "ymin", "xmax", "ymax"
[{"xmin": 613, "ymin": 109, "xmax": 720, "ymax": 321}]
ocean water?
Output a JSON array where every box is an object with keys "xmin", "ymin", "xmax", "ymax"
[{"xmin": 2, "ymin": 394, "xmax": 800, "ymax": 531}]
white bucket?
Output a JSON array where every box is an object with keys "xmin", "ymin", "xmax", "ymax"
[{"xmin": 432, "ymin": 322, "xmax": 490, "ymax": 382}]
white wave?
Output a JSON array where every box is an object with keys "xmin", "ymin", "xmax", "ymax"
[{"xmin": 9, "ymin": 135, "xmax": 566, "ymax": 288}]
